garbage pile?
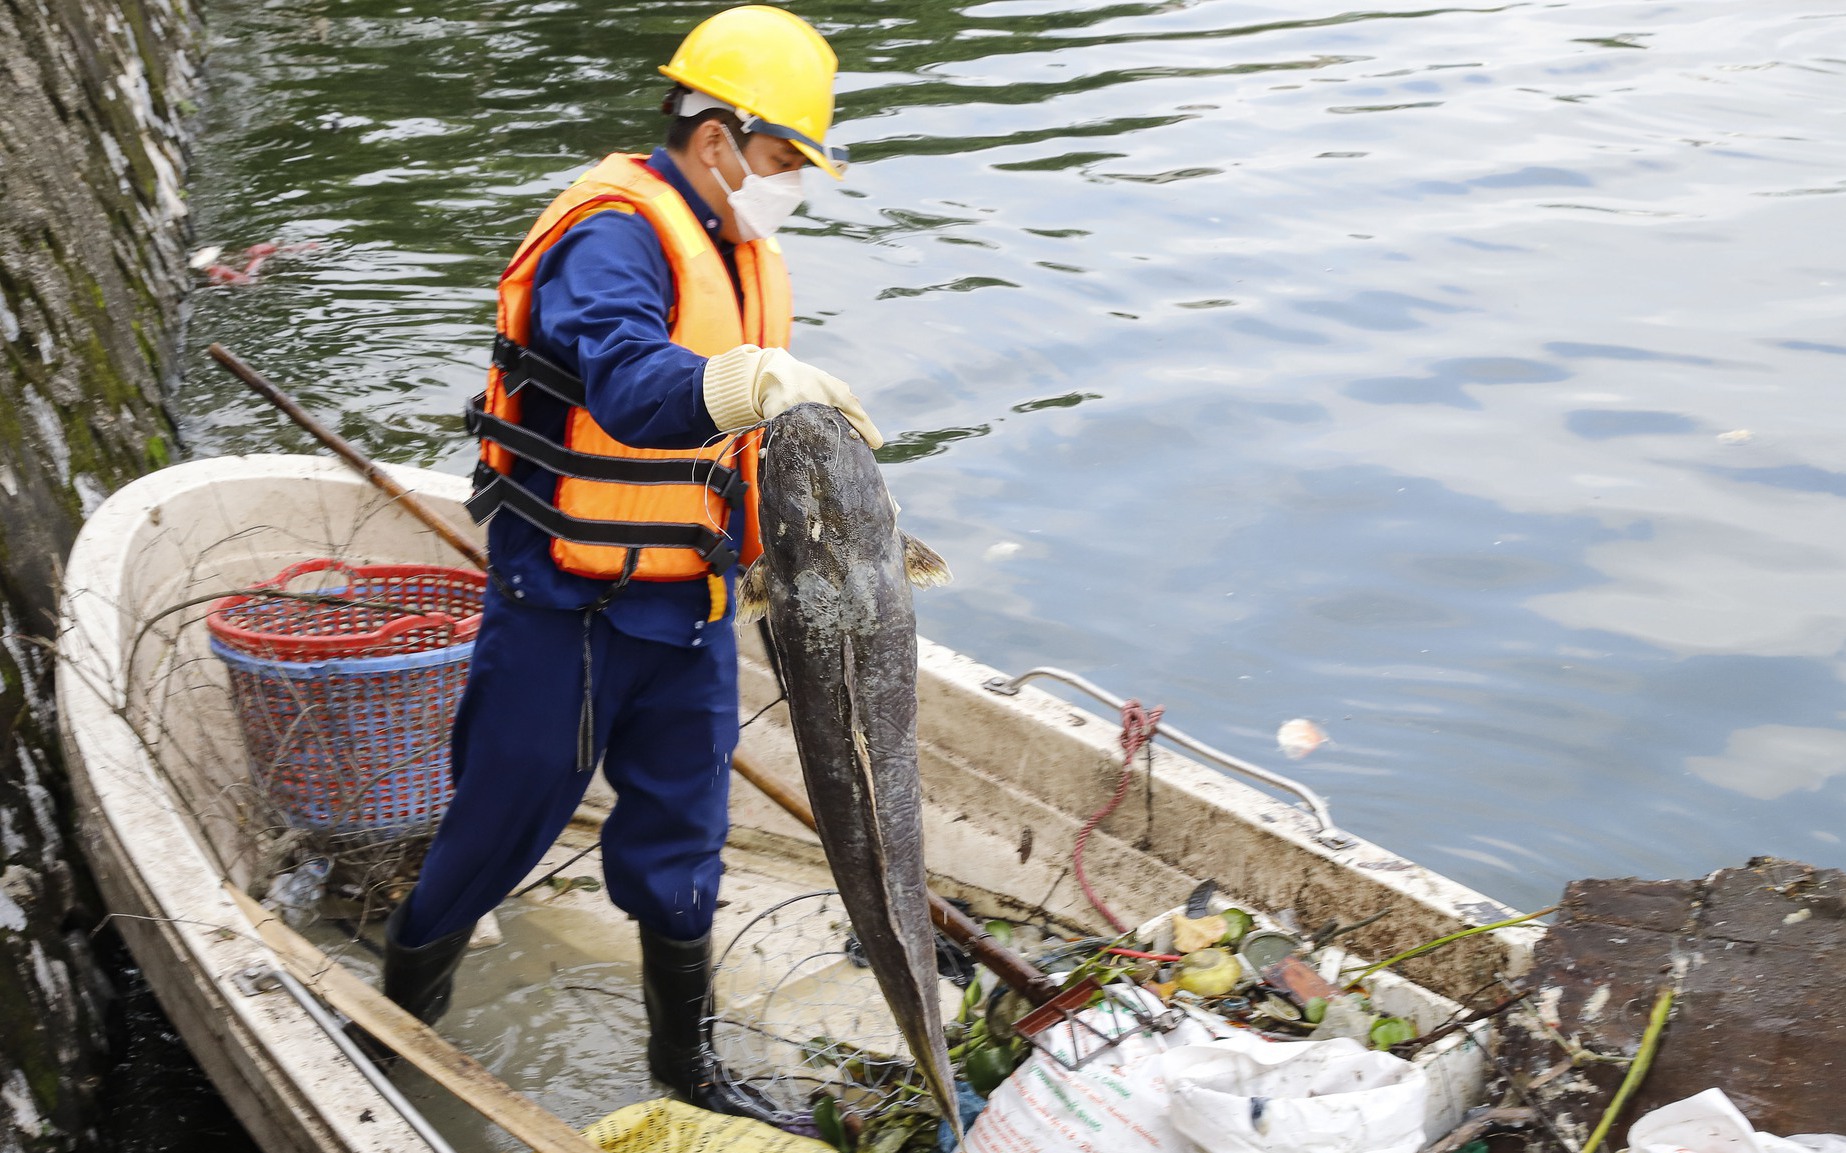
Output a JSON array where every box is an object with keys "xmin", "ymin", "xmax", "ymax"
[{"xmin": 820, "ymin": 887, "xmax": 1461, "ymax": 1153}]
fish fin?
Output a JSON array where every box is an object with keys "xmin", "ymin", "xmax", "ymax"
[
  {"xmin": 736, "ymin": 558, "xmax": 769, "ymax": 624},
  {"xmin": 901, "ymin": 533, "xmax": 953, "ymax": 589}
]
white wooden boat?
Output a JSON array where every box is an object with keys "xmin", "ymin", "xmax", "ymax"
[{"xmin": 57, "ymin": 454, "xmax": 1539, "ymax": 1153}]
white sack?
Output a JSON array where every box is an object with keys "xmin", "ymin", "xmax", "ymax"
[
  {"xmin": 962, "ymin": 989, "xmax": 1232, "ymax": 1152},
  {"xmin": 964, "ymin": 989, "xmax": 1429, "ymax": 1153},
  {"xmin": 1165, "ymin": 1032, "xmax": 1428, "ymax": 1153},
  {"xmin": 1630, "ymin": 1089, "xmax": 1846, "ymax": 1153}
]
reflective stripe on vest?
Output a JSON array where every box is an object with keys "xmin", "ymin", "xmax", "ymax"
[{"xmin": 472, "ymin": 152, "xmax": 790, "ymax": 581}]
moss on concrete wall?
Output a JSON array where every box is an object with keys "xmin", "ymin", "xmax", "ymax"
[{"xmin": 0, "ymin": 0, "xmax": 199, "ymax": 1146}]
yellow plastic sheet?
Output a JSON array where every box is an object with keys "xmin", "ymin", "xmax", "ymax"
[{"xmin": 582, "ymin": 1098, "xmax": 832, "ymax": 1153}]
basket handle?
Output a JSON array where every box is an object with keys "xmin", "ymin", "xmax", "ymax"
[
  {"xmin": 263, "ymin": 558, "xmax": 362, "ymax": 592},
  {"xmin": 371, "ymin": 611, "xmax": 459, "ymax": 646}
]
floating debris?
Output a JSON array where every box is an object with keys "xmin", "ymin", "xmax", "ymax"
[
  {"xmin": 1277, "ymin": 717, "xmax": 1329, "ymax": 760},
  {"xmin": 196, "ymin": 240, "xmax": 321, "ymax": 285}
]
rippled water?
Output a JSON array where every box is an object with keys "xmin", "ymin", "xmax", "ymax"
[{"xmin": 182, "ymin": 0, "xmax": 1846, "ymax": 923}]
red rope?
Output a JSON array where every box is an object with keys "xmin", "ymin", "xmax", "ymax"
[
  {"xmin": 1072, "ymin": 699, "xmax": 1164, "ymax": 934},
  {"xmin": 1104, "ymin": 947, "xmax": 1183, "ymax": 962}
]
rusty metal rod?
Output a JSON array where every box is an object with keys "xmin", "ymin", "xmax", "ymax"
[{"xmin": 213, "ymin": 343, "xmax": 1061, "ymax": 1008}]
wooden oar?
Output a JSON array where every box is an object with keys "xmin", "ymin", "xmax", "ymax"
[
  {"xmin": 209, "ymin": 345, "xmax": 1060, "ymax": 1006},
  {"xmin": 208, "ymin": 344, "xmax": 488, "ymax": 570},
  {"xmin": 224, "ymin": 884, "xmax": 601, "ymax": 1153}
]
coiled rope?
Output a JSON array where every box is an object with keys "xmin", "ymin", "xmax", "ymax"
[{"xmin": 1072, "ymin": 699, "xmax": 1164, "ymax": 933}]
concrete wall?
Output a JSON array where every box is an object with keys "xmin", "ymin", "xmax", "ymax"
[{"xmin": 0, "ymin": 0, "xmax": 198, "ymax": 1147}]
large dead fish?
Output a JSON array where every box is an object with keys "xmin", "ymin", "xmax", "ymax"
[{"xmin": 738, "ymin": 403, "xmax": 960, "ymax": 1138}]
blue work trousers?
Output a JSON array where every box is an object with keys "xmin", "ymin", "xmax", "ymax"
[{"xmin": 396, "ymin": 586, "xmax": 738, "ymax": 947}]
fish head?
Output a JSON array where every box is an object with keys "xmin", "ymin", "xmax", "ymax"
[{"xmin": 756, "ymin": 404, "xmax": 902, "ymax": 588}]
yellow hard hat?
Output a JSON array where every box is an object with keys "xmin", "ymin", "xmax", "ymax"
[{"xmin": 660, "ymin": 5, "xmax": 847, "ymax": 179}]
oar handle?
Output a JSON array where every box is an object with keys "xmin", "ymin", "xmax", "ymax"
[
  {"xmin": 208, "ymin": 343, "xmax": 488, "ymax": 571},
  {"xmin": 732, "ymin": 750, "xmax": 1059, "ymax": 1006}
]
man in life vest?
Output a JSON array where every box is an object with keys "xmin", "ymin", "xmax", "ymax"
[{"xmin": 377, "ymin": 6, "xmax": 878, "ymax": 1101}]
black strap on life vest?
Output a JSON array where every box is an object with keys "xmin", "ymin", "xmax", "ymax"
[
  {"xmin": 470, "ymin": 332, "xmax": 749, "ymax": 575},
  {"xmin": 465, "ymin": 393, "xmax": 745, "ymax": 505},
  {"xmin": 491, "ymin": 333, "xmax": 588, "ymax": 407},
  {"xmin": 466, "ymin": 471, "xmax": 739, "ymax": 575}
]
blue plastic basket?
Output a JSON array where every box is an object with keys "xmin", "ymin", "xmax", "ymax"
[
  {"xmin": 212, "ymin": 638, "xmax": 470, "ymax": 836},
  {"xmin": 207, "ymin": 560, "xmax": 482, "ymax": 837},
  {"xmin": 208, "ymin": 557, "xmax": 487, "ymax": 837}
]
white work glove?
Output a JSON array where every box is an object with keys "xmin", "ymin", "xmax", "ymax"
[{"xmin": 702, "ymin": 345, "xmax": 884, "ymax": 449}]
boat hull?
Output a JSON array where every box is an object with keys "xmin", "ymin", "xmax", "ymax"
[{"xmin": 59, "ymin": 455, "xmax": 1537, "ymax": 1149}]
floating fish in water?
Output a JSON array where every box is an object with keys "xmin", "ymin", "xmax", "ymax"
[
  {"xmin": 738, "ymin": 403, "xmax": 960, "ymax": 1138},
  {"xmin": 196, "ymin": 240, "xmax": 321, "ymax": 285},
  {"xmin": 1276, "ymin": 718, "xmax": 1329, "ymax": 760}
]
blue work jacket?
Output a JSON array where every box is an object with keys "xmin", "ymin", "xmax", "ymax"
[{"xmin": 488, "ymin": 149, "xmax": 743, "ymax": 649}]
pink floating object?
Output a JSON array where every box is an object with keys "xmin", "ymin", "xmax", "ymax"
[
  {"xmin": 1276, "ymin": 718, "xmax": 1329, "ymax": 760},
  {"xmin": 197, "ymin": 239, "xmax": 320, "ymax": 285}
]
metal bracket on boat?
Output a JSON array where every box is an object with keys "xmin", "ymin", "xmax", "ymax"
[
  {"xmin": 268, "ymin": 966, "xmax": 460, "ymax": 1153},
  {"xmin": 232, "ymin": 964, "xmax": 284, "ymax": 997},
  {"xmin": 982, "ymin": 666, "xmax": 1355, "ymax": 849}
]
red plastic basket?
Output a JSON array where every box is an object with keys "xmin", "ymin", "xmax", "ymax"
[
  {"xmin": 206, "ymin": 559, "xmax": 486, "ymax": 837},
  {"xmin": 207, "ymin": 559, "xmax": 485, "ymax": 661}
]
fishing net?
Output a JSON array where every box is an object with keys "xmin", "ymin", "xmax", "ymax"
[
  {"xmin": 703, "ymin": 890, "xmax": 937, "ymax": 1133},
  {"xmin": 697, "ymin": 890, "xmax": 1125, "ymax": 1149}
]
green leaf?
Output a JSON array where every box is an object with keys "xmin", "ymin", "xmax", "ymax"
[
  {"xmin": 1220, "ymin": 908, "xmax": 1256, "ymax": 946},
  {"xmin": 813, "ymin": 1095, "xmax": 848, "ymax": 1152},
  {"xmin": 1369, "ymin": 1016, "xmax": 1418, "ymax": 1049},
  {"xmin": 864, "ymin": 1123, "xmax": 918, "ymax": 1153},
  {"xmin": 964, "ymin": 1043, "xmax": 1021, "ymax": 1096}
]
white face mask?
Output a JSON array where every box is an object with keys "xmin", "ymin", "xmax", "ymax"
[{"xmin": 711, "ymin": 127, "xmax": 805, "ymax": 241}]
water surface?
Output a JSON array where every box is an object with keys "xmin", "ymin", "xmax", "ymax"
[{"xmin": 182, "ymin": 0, "xmax": 1846, "ymax": 928}]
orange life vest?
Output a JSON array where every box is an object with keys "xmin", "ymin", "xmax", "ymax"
[{"xmin": 465, "ymin": 153, "xmax": 790, "ymax": 584}]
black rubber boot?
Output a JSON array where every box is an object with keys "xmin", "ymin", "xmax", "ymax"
[
  {"xmin": 639, "ymin": 927, "xmax": 714, "ymax": 1100},
  {"xmin": 381, "ymin": 901, "xmax": 473, "ymax": 1025}
]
